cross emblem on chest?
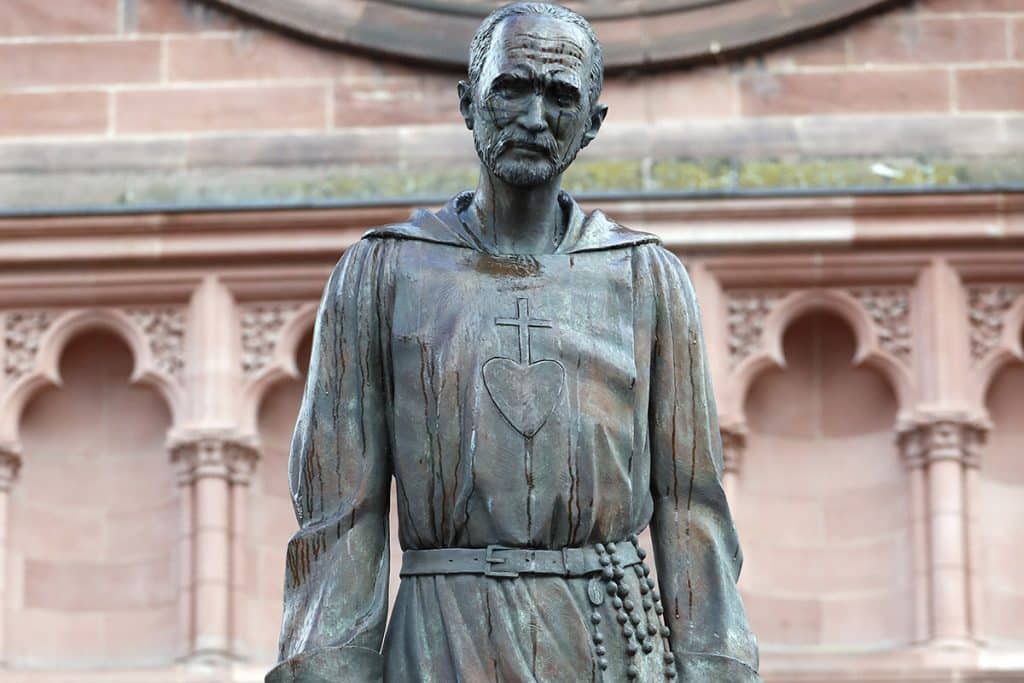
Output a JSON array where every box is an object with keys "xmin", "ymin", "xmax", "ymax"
[
  {"xmin": 495, "ymin": 297, "xmax": 552, "ymax": 365},
  {"xmin": 482, "ymin": 296, "xmax": 566, "ymax": 438}
]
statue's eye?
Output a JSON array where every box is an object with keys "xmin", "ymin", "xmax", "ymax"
[
  {"xmin": 549, "ymin": 84, "xmax": 580, "ymax": 109},
  {"xmin": 493, "ymin": 76, "xmax": 531, "ymax": 99}
]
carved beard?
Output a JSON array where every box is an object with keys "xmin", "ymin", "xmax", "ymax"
[{"xmin": 473, "ymin": 122, "xmax": 582, "ymax": 188}]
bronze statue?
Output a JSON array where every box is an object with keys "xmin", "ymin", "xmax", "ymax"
[{"xmin": 267, "ymin": 3, "xmax": 760, "ymax": 681}]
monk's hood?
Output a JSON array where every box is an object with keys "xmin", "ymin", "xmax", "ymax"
[{"xmin": 364, "ymin": 191, "xmax": 658, "ymax": 254}]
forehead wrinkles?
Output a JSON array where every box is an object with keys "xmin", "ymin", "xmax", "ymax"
[
  {"xmin": 506, "ymin": 52, "xmax": 583, "ymax": 72},
  {"xmin": 487, "ymin": 18, "xmax": 590, "ymax": 74},
  {"xmin": 505, "ymin": 32, "xmax": 585, "ymax": 67}
]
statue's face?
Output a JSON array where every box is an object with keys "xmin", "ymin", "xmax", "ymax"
[{"xmin": 463, "ymin": 14, "xmax": 605, "ymax": 187}]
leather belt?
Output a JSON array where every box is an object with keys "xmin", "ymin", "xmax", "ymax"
[{"xmin": 400, "ymin": 543, "xmax": 641, "ymax": 579}]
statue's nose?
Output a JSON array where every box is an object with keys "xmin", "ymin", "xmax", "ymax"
[{"xmin": 518, "ymin": 95, "xmax": 547, "ymax": 133}]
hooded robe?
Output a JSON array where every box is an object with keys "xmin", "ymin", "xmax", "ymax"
[{"xmin": 267, "ymin": 192, "xmax": 760, "ymax": 682}]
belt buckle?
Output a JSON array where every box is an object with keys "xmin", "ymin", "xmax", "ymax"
[{"xmin": 484, "ymin": 545, "xmax": 520, "ymax": 578}]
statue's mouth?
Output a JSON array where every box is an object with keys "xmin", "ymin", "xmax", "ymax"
[{"xmin": 508, "ymin": 141, "xmax": 551, "ymax": 156}]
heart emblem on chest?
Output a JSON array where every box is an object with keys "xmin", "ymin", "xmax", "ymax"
[{"xmin": 482, "ymin": 357, "xmax": 566, "ymax": 438}]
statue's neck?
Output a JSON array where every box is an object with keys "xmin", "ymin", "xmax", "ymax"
[{"xmin": 468, "ymin": 171, "xmax": 566, "ymax": 255}]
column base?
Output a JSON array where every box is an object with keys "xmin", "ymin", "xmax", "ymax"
[
  {"xmin": 179, "ymin": 649, "xmax": 234, "ymax": 671},
  {"xmin": 913, "ymin": 637, "xmax": 980, "ymax": 669}
]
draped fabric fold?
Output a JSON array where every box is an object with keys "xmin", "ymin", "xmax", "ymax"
[
  {"xmin": 271, "ymin": 239, "xmax": 395, "ymax": 680},
  {"xmin": 646, "ymin": 247, "xmax": 760, "ymax": 682}
]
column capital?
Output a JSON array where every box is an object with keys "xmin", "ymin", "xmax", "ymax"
[
  {"xmin": 897, "ymin": 425, "xmax": 928, "ymax": 471},
  {"xmin": 0, "ymin": 447, "xmax": 21, "ymax": 492},
  {"xmin": 720, "ymin": 423, "xmax": 747, "ymax": 476},
  {"xmin": 898, "ymin": 414, "xmax": 987, "ymax": 469},
  {"xmin": 169, "ymin": 430, "xmax": 259, "ymax": 485}
]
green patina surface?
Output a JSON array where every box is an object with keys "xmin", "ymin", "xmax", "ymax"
[{"xmin": 3, "ymin": 156, "xmax": 1023, "ymax": 211}]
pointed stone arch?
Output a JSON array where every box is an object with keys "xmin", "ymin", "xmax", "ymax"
[
  {"xmin": 1, "ymin": 308, "xmax": 184, "ymax": 447},
  {"xmin": 972, "ymin": 295, "xmax": 1024, "ymax": 414},
  {"xmin": 732, "ymin": 288, "xmax": 914, "ymax": 425},
  {"xmin": 734, "ymin": 308, "xmax": 912, "ymax": 653},
  {"xmin": 8, "ymin": 328, "xmax": 180, "ymax": 668}
]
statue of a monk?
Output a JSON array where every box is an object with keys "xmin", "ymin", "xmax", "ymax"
[{"xmin": 267, "ymin": 3, "xmax": 760, "ymax": 681}]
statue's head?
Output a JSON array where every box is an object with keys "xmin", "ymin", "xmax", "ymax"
[{"xmin": 459, "ymin": 2, "xmax": 607, "ymax": 188}]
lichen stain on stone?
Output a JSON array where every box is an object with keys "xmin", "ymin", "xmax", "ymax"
[
  {"xmin": 25, "ymin": 155, "xmax": 1021, "ymax": 213},
  {"xmin": 650, "ymin": 158, "xmax": 733, "ymax": 190},
  {"xmin": 564, "ymin": 159, "xmax": 645, "ymax": 192}
]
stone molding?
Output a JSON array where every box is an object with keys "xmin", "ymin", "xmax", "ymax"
[
  {"xmin": 3, "ymin": 310, "xmax": 56, "ymax": 384},
  {"xmin": 1, "ymin": 194, "xmax": 1021, "ymax": 278},
  {"xmin": 170, "ymin": 433, "xmax": 260, "ymax": 485},
  {"xmin": 203, "ymin": 0, "xmax": 900, "ymax": 72},
  {"xmin": 0, "ymin": 448, "xmax": 21, "ymax": 492},
  {"xmin": 967, "ymin": 284, "xmax": 1024, "ymax": 363},
  {"xmin": 240, "ymin": 302, "xmax": 305, "ymax": 376}
]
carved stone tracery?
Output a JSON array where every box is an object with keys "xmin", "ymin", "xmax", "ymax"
[
  {"xmin": 849, "ymin": 287, "xmax": 912, "ymax": 364},
  {"xmin": 240, "ymin": 303, "xmax": 304, "ymax": 375},
  {"xmin": 966, "ymin": 285, "xmax": 1024, "ymax": 363},
  {"xmin": 3, "ymin": 311, "xmax": 56, "ymax": 383},
  {"xmin": 127, "ymin": 308, "xmax": 187, "ymax": 380},
  {"xmin": 727, "ymin": 291, "xmax": 782, "ymax": 367}
]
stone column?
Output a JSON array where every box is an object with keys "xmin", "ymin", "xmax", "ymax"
[
  {"xmin": 228, "ymin": 447, "xmax": 258, "ymax": 659},
  {"xmin": 172, "ymin": 433, "xmax": 257, "ymax": 665},
  {"xmin": 174, "ymin": 276, "xmax": 261, "ymax": 664},
  {"xmin": 898, "ymin": 426, "xmax": 931, "ymax": 645},
  {"xmin": 963, "ymin": 430, "xmax": 985, "ymax": 644},
  {"xmin": 906, "ymin": 417, "xmax": 985, "ymax": 647},
  {"xmin": 910, "ymin": 259, "xmax": 979, "ymax": 650},
  {"xmin": 0, "ymin": 449, "xmax": 20, "ymax": 668},
  {"xmin": 173, "ymin": 453, "xmax": 195, "ymax": 662},
  {"xmin": 720, "ymin": 424, "xmax": 746, "ymax": 506}
]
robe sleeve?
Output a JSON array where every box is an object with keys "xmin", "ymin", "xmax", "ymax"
[
  {"xmin": 646, "ymin": 246, "xmax": 761, "ymax": 682},
  {"xmin": 267, "ymin": 238, "xmax": 394, "ymax": 683}
]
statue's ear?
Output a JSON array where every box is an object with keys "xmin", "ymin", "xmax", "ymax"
[
  {"xmin": 458, "ymin": 80, "xmax": 474, "ymax": 130},
  {"xmin": 580, "ymin": 103, "xmax": 608, "ymax": 149}
]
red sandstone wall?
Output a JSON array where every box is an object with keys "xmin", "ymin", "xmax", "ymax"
[
  {"xmin": 10, "ymin": 333, "xmax": 178, "ymax": 668},
  {"xmin": 2, "ymin": 2, "xmax": 1024, "ymax": 681},
  {"xmin": 0, "ymin": 0, "xmax": 1021, "ymax": 139}
]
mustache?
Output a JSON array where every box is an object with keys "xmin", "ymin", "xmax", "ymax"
[{"xmin": 493, "ymin": 131, "xmax": 558, "ymax": 158}]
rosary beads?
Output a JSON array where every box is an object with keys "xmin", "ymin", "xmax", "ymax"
[{"xmin": 589, "ymin": 538, "xmax": 678, "ymax": 680}]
